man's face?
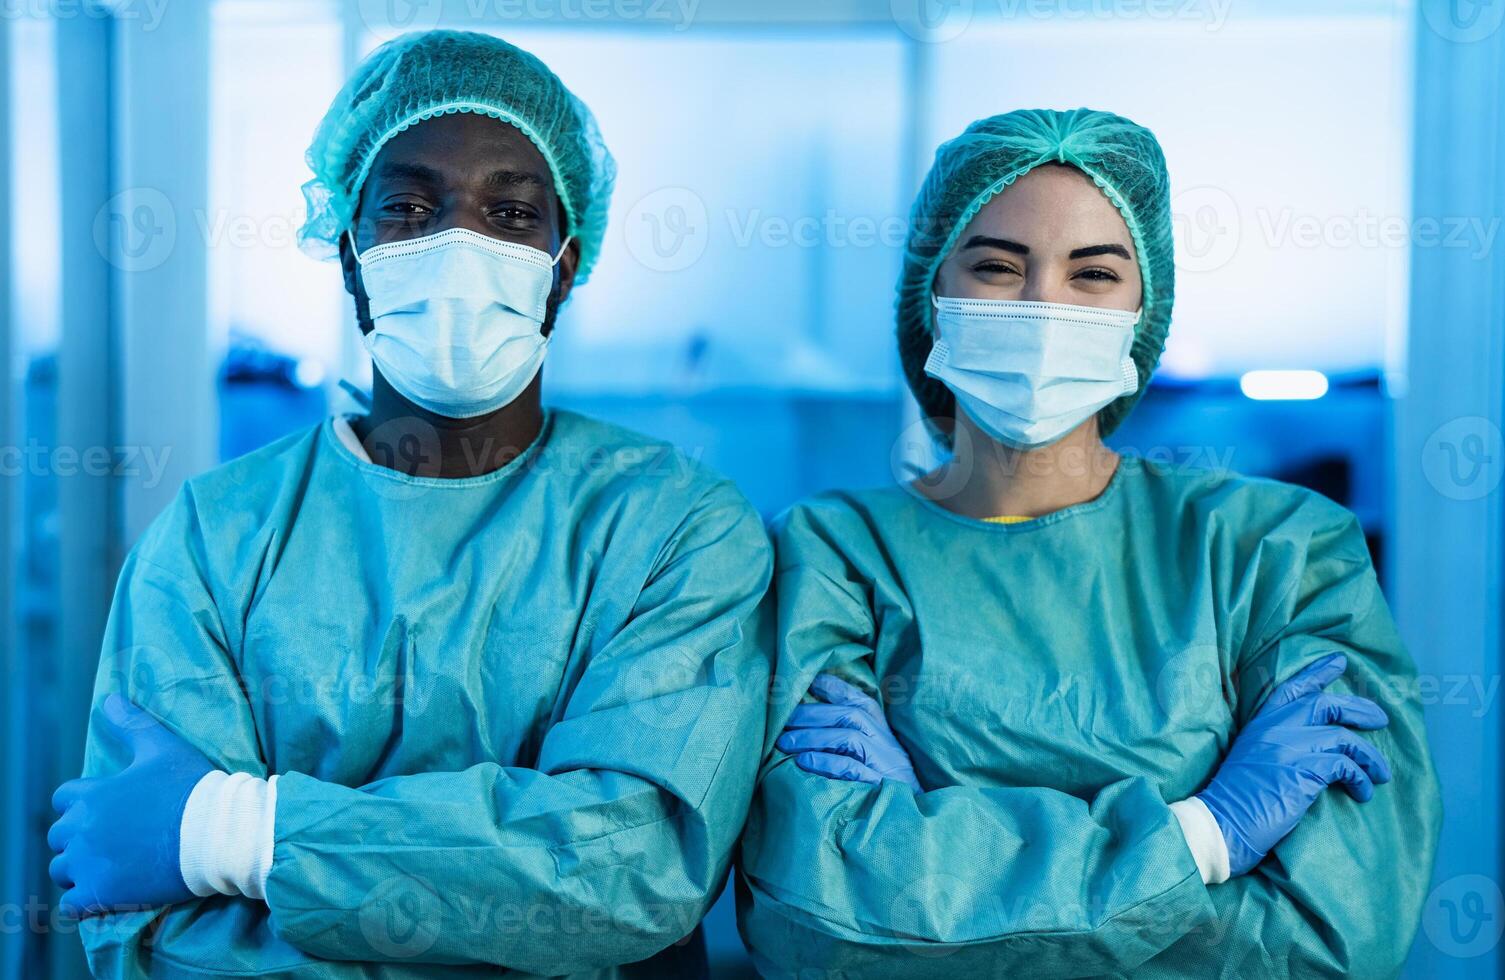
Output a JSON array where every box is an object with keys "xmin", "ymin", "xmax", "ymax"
[{"xmin": 339, "ymin": 111, "xmax": 580, "ymax": 336}]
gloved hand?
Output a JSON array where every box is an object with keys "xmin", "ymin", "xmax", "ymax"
[
  {"xmin": 47, "ymin": 694, "xmax": 216, "ymax": 917},
  {"xmin": 1197, "ymin": 653, "xmax": 1392, "ymax": 877},
  {"xmin": 775, "ymin": 673, "xmax": 922, "ymax": 791}
]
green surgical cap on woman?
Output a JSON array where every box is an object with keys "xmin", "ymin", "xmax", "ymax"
[
  {"xmin": 897, "ymin": 108, "xmax": 1174, "ymax": 441},
  {"xmin": 298, "ymin": 30, "xmax": 616, "ymax": 284}
]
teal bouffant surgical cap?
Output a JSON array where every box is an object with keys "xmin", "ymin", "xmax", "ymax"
[
  {"xmin": 299, "ymin": 29, "xmax": 616, "ymax": 283},
  {"xmin": 897, "ymin": 108, "xmax": 1174, "ymax": 440}
]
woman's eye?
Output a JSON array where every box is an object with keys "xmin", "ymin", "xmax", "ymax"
[
  {"xmin": 973, "ymin": 261, "xmax": 1020, "ymax": 276},
  {"xmin": 1075, "ymin": 267, "xmax": 1121, "ymax": 282}
]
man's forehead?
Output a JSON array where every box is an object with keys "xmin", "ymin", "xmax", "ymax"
[
  {"xmin": 370, "ymin": 113, "xmax": 553, "ymax": 187},
  {"xmin": 370, "ymin": 160, "xmax": 549, "ymax": 190}
]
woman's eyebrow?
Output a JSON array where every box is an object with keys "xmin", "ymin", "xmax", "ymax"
[
  {"xmin": 962, "ymin": 235, "xmax": 1028, "ymax": 255},
  {"xmin": 1069, "ymin": 243, "xmax": 1132, "ymax": 260}
]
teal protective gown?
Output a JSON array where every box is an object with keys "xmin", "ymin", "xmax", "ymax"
[
  {"xmin": 78, "ymin": 409, "xmax": 773, "ymax": 978},
  {"xmin": 737, "ymin": 457, "xmax": 1440, "ymax": 978}
]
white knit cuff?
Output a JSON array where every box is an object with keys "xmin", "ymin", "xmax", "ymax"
[
  {"xmin": 179, "ymin": 771, "xmax": 278, "ymax": 901},
  {"xmin": 1169, "ymin": 796, "xmax": 1231, "ymax": 885}
]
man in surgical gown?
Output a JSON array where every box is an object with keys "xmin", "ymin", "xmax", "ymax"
[
  {"xmin": 736, "ymin": 109, "xmax": 1441, "ymax": 977},
  {"xmin": 49, "ymin": 31, "xmax": 772, "ymax": 979}
]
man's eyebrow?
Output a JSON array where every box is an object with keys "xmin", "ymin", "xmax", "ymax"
[
  {"xmin": 1069, "ymin": 243, "xmax": 1132, "ymax": 260},
  {"xmin": 482, "ymin": 169, "xmax": 549, "ymax": 191},
  {"xmin": 962, "ymin": 235, "xmax": 1028, "ymax": 255},
  {"xmin": 372, "ymin": 162, "xmax": 444, "ymax": 185}
]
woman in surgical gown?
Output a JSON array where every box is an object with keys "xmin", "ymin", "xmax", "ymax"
[{"xmin": 736, "ymin": 108, "xmax": 1441, "ymax": 977}]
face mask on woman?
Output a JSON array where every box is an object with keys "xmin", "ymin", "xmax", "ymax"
[
  {"xmin": 925, "ymin": 295, "xmax": 1141, "ymax": 449},
  {"xmin": 351, "ymin": 226, "xmax": 571, "ymax": 419}
]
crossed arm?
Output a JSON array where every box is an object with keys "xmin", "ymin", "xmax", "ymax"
[
  {"xmin": 739, "ymin": 515, "xmax": 1439, "ymax": 979},
  {"xmin": 49, "ymin": 484, "xmax": 775, "ymax": 977}
]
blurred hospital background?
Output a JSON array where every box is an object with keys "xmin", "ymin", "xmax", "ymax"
[{"xmin": 2, "ymin": 0, "xmax": 1502, "ymax": 976}]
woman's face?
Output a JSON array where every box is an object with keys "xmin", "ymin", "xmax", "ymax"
[{"xmin": 933, "ymin": 164, "xmax": 1142, "ymax": 312}]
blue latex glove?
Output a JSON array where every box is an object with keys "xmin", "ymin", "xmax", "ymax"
[
  {"xmin": 47, "ymin": 694, "xmax": 216, "ymax": 917},
  {"xmin": 775, "ymin": 673, "xmax": 922, "ymax": 791},
  {"xmin": 1198, "ymin": 653, "xmax": 1392, "ymax": 877}
]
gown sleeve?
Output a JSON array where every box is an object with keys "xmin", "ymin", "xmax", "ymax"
[
  {"xmin": 78, "ymin": 487, "xmax": 316, "ymax": 979},
  {"xmin": 261, "ymin": 478, "xmax": 774, "ymax": 973},
  {"xmin": 79, "ymin": 480, "xmax": 775, "ymax": 977},
  {"xmin": 736, "ymin": 504, "xmax": 1219, "ymax": 979},
  {"xmin": 1136, "ymin": 507, "xmax": 1441, "ymax": 979}
]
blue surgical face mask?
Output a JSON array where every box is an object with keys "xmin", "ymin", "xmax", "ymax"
[
  {"xmin": 924, "ymin": 295, "xmax": 1141, "ymax": 450},
  {"xmin": 350, "ymin": 227, "xmax": 571, "ymax": 419}
]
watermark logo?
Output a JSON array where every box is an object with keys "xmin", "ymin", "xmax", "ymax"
[
  {"xmin": 356, "ymin": 416, "xmax": 445, "ymax": 501},
  {"xmin": 93, "ymin": 187, "xmax": 176, "ymax": 273},
  {"xmin": 1172, "ymin": 185, "xmax": 1240, "ymax": 274},
  {"xmin": 1422, "ymin": 416, "xmax": 1503, "ymax": 502},
  {"xmin": 891, "ymin": 0, "xmax": 974, "ymax": 43},
  {"xmin": 462, "ymin": 0, "xmax": 700, "ymax": 29},
  {"xmin": 1256, "ymin": 210, "xmax": 1498, "ymax": 259},
  {"xmin": 1153, "ymin": 644, "xmax": 1227, "ymax": 721},
  {"xmin": 1420, "ymin": 0, "xmax": 1505, "ymax": 43},
  {"xmin": 1424, "ymin": 874, "xmax": 1504, "ymax": 958},
  {"xmin": 1, "ymin": 0, "xmax": 168, "ymax": 31},
  {"xmin": 104, "ymin": 646, "xmax": 184, "ymax": 723},
  {"xmin": 888, "ymin": 874, "xmax": 965, "ymax": 958},
  {"xmin": 624, "ymin": 187, "xmax": 709, "ymax": 272},
  {"xmin": 355, "ymin": 0, "xmax": 444, "ymax": 32},
  {"xmin": 0, "ymin": 440, "xmax": 173, "ymax": 487},
  {"xmin": 889, "ymin": 415, "xmax": 953, "ymax": 493},
  {"xmin": 359, "ymin": 875, "xmax": 443, "ymax": 958},
  {"xmin": 624, "ymin": 643, "xmax": 714, "ymax": 732},
  {"xmin": 891, "ymin": 0, "xmax": 1233, "ymax": 42}
]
